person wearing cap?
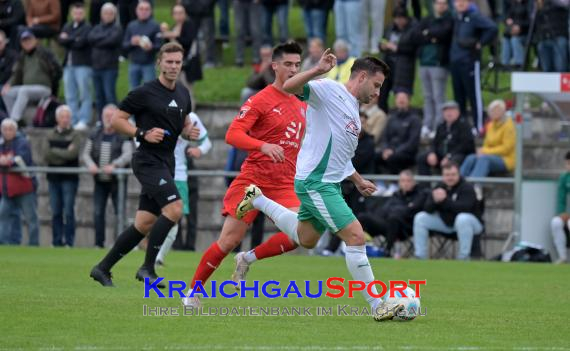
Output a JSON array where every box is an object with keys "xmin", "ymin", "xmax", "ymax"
[
  {"xmin": 417, "ymin": 100, "xmax": 475, "ymax": 176},
  {"xmin": 24, "ymin": 0, "xmax": 61, "ymax": 39},
  {"xmin": 1, "ymin": 30, "xmax": 62, "ymax": 123}
]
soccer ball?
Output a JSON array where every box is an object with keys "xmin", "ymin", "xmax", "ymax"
[{"xmin": 384, "ymin": 286, "xmax": 421, "ymax": 321}]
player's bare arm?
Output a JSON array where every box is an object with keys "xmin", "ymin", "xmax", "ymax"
[
  {"xmin": 282, "ymin": 48, "xmax": 337, "ymax": 95},
  {"xmin": 348, "ymin": 171, "xmax": 377, "ymax": 197},
  {"xmin": 111, "ymin": 109, "xmax": 165, "ymax": 144}
]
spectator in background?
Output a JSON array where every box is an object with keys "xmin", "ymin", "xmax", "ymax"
[
  {"xmin": 59, "ymin": 2, "xmax": 93, "ymax": 131},
  {"xmin": 123, "ymin": 0, "xmax": 161, "ymax": 90},
  {"xmin": 321, "ymin": 112, "xmax": 376, "ymax": 256},
  {"xmin": 550, "ymin": 151, "xmax": 570, "ymax": 264},
  {"xmin": 358, "ymin": 170, "xmax": 427, "ymax": 258},
  {"xmin": 88, "ymin": 2, "xmax": 123, "ymax": 121},
  {"xmin": 378, "ymin": 7, "xmax": 413, "ymax": 113},
  {"xmin": 24, "ymin": 0, "xmax": 61, "ymax": 39},
  {"xmin": 0, "ymin": 0, "xmax": 25, "ymax": 49},
  {"xmin": 414, "ymin": 162, "xmax": 483, "ymax": 260},
  {"xmin": 450, "ymin": 0, "xmax": 497, "ymax": 134},
  {"xmin": 43, "ymin": 105, "xmax": 82, "ymax": 247},
  {"xmin": 170, "ymin": 5, "xmax": 202, "ymax": 110},
  {"xmin": 361, "ymin": 0, "xmax": 386, "ymax": 54},
  {"xmin": 240, "ymin": 45, "xmax": 275, "ymax": 103},
  {"xmin": 234, "ymin": 0, "xmax": 263, "ymax": 66},
  {"xmin": 118, "ymin": 0, "xmax": 138, "ymax": 30},
  {"xmin": 376, "ymin": 91, "xmax": 421, "ymax": 175},
  {"xmin": 301, "ymin": 38, "xmax": 325, "ymax": 73},
  {"xmin": 414, "ymin": 0, "xmax": 453, "ymax": 139},
  {"xmin": 261, "ymin": 0, "xmax": 289, "ymax": 45},
  {"xmin": 460, "ymin": 99, "xmax": 516, "ymax": 178},
  {"xmin": 535, "ymin": 0, "xmax": 569, "ymax": 72},
  {"xmin": 89, "ymin": 0, "xmax": 118, "ymax": 25},
  {"xmin": 0, "ymin": 30, "xmax": 17, "ymax": 116},
  {"xmin": 326, "ymin": 39, "xmax": 357, "ymax": 84},
  {"xmin": 417, "ymin": 101, "xmax": 475, "ymax": 175},
  {"xmin": 334, "ymin": 0, "xmax": 363, "ymax": 57},
  {"xmin": 181, "ymin": 0, "xmax": 217, "ymax": 67},
  {"xmin": 300, "ymin": 0, "xmax": 332, "ymax": 43},
  {"xmin": 82, "ymin": 104, "xmax": 133, "ymax": 248},
  {"xmin": 501, "ymin": 0, "xmax": 530, "ymax": 69},
  {"xmin": 217, "ymin": 0, "xmax": 230, "ymax": 42},
  {"xmin": 0, "ymin": 119, "xmax": 39, "ymax": 246},
  {"xmin": 1, "ymin": 30, "xmax": 62, "ymax": 124},
  {"xmin": 361, "ymin": 95, "xmax": 388, "ymax": 144}
]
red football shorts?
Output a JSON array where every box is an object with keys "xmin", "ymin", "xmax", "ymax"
[{"xmin": 222, "ymin": 174, "xmax": 300, "ymax": 224}]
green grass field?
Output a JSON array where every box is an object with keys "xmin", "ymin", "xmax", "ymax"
[{"xmin": 1, "ymin": 247, "xmax": 569, "ymax": 350}]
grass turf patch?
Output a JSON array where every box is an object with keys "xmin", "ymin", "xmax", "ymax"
[{"xmin": 1, "ymin": 246, "xmax": 569, "ymax": 350}]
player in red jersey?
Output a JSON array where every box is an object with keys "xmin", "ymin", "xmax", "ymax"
[{"xmin": 183, "ymin": 41, "xmax": 307, "ymax": 306}]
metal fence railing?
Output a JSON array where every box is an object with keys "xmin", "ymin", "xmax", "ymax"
[{"xmin": 7, "ymin": 166, "xmax": 517, "ymax": 250}]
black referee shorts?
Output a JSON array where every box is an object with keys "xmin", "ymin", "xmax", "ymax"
[{"xmin": 132, "ymin": 152, "xmax": 180, "ymax": 216}]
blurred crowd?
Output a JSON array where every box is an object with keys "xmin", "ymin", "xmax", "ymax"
[{"xmin": 0, "ymin": 0, "xmax": 568, "ymax": 262}]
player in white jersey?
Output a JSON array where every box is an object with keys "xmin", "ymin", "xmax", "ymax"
[
  {"xmin": 156, "ymin": 112, "xmax": 211, "ymax": 266},
  {"xmin": 236, "ymin": 51, "xmax": 404, "ymax": 322}
]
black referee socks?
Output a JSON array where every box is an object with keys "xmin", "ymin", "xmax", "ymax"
[
  {"xmin": 98, "ymin": 225, "xmax": 145, "ymax": 271},
  {"xmin": 143, "ymin": 215, "xmax": 176, "ymax": 271}
]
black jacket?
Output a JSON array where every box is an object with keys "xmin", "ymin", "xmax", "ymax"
[
  {"xmin": 414, "ymin": 11, "xmax": 453, "ymax": 66},
  {"xmin": 503, "ymin": 0, "xmax": 530, "ymax": 37},
  {"xmin": 381, "ymin": 185, "xmax": 428, "ymax": 222},
  {"xmin": 353, "ymin": 132, "xmax": 375, "ymax": 175},
  {"xmin": 430, "ymin": 118, "xmax": 475, "ymax": 162},
  {"xmin": 379, "ymin": 109, "xmax": 421, "ymax": 161},
  {"xmin": 59, "ymin": 20, "xmax": 92, "ymax": 67},
  {"xmin": 0, "ymin": 0, "xmax": 25, "ymax": 33},
  {"xmin": 0, "ymin": 48, "xmax": 18, "ymax": 85},
  {"xmin": 382, "ymin": 20, "xmax": 417, "ymax": 93},
  {"xmin": 298, "ymin": 0, "xmax": 334, "ymax": 10},
  {"xmin": 424, "ymin": 178, "xmax": 481, "ymax": 226},
  {"xmin": 182, "ymin": 0, "xmax": 217, "ymax": 17},
  {"xmin": 88, "ymin": 22, "xmax": 123, "ymax": 70},
  {"xmin": 535, "ymin": 0, "xmax": 569, "ymax": 42}
]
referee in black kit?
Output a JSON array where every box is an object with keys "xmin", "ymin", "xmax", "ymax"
[{"xmin": 90, "ymin": 42, "xmax": 198, "ymax": 287}]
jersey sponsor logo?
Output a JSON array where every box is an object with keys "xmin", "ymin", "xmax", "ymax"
[
  {"xmin": 345, "ymin": 120, "xmax": 359, "ymax": 137},
  {"xmin": 272, "ymin": 108, "xmax": 282, "ymax": 115},
  {"xmin": 167, "ymin": 194, "xmax": 177, "ymax": 201},
  {"xmin": 285, "ymin": 121, "xmax": 302, "ymax": 139},
  {"xmin": 168, "ymin": 99, "xmax": 178, "ymax": 107},
  {"xmin": 238, "ymin": 106, "xmax": 251, "ymax": 119}
]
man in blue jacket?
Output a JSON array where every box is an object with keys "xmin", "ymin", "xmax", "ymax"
[{"xmin": 449, "ymin": 0, "xmax": 497, "ymax": 134}]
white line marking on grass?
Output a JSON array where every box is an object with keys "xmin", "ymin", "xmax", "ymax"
[{"xmin": 6, "ymin": 346, "xmax": 570, "ymax": 351}]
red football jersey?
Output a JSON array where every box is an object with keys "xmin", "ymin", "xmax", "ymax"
[{"xmin": 226, "ymin": 85, "xmax": 306, "ymax": 187}]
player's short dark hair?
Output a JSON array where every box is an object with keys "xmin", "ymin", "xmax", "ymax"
[
  {"xmin": 350, "ymin": 56, "xmax": 390, "ymax": 79},
  {"xmin": 272, "ymin": 40, "xmax": 303, "ymax": 61},
  {"xmin": 157, "ymin": 42, "xmax": 184, "ymax": 59},
  {"xmin": 442, "ymin": 161, "xmax": 460, "ymax": 172}
]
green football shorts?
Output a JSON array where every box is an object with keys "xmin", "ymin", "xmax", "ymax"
[{"xmin": 294, "ymin": 179, "xmax": 356, "ymax": 234}]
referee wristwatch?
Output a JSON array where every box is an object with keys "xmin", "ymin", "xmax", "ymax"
[{"xmin": 135, "ymin": 128, "xmax": 147, "ymax": 142}]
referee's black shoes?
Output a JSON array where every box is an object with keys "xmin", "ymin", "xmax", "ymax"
[
  {"xmin": 90, "ymin": 265, "xmax": 114, "ymax": 287},
  {"xmin": 135, "ymin": 266, "xmax": 166, "ymax": 289}
]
